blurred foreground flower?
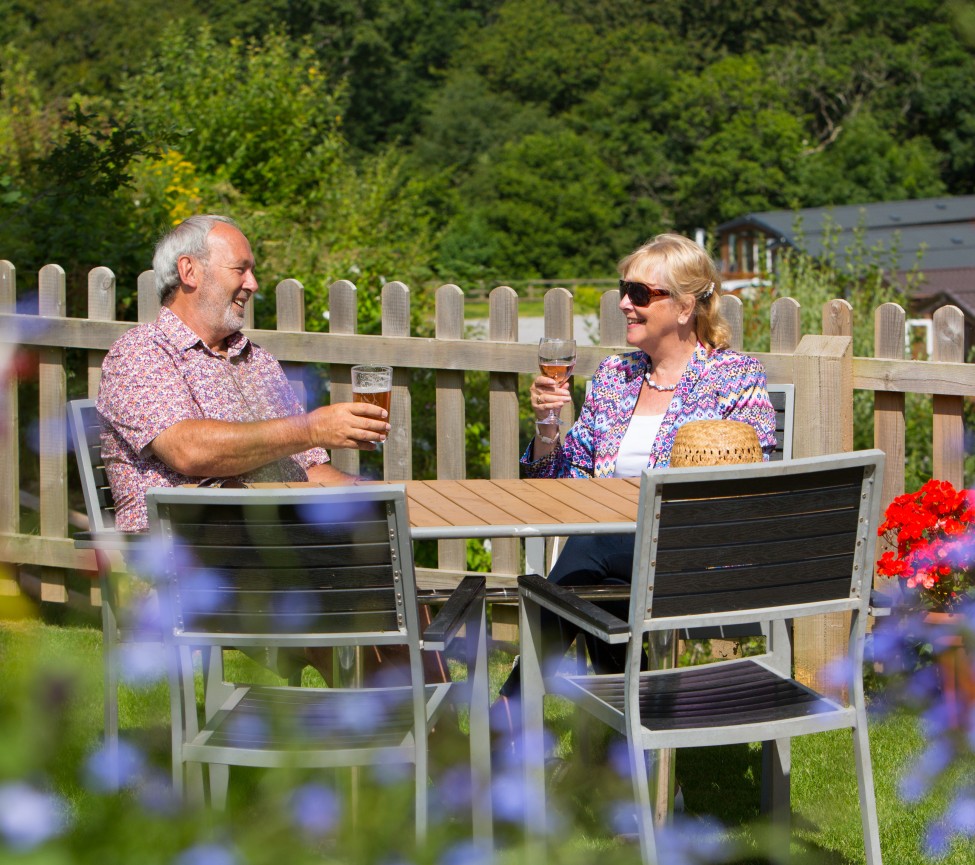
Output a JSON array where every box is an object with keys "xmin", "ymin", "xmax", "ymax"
[
  {"xmin": 874, "ymin": 600, "xmax": 975, "ymax": 855},
  {"xmin": 0, "ymin": 781, "xmax": 68, "ymax": 850},
  {"xmin": 174, "ymin": 842, "xmax": 238, "ymax": 865}
]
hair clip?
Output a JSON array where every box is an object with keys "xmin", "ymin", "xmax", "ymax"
[{"xmin": 700, "ymin": 281, "xmax": 715, "ymax": 300}]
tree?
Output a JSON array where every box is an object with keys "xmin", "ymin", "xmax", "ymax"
[
  {"xmin": 440, "ymin": 129, "xmax": 626, "ymax": 280},
  {"xmin": 1, "ymin": 0, "xmax": 200, "ymax": 98}
]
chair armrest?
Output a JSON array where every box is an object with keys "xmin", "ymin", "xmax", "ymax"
[
  {"xmin": 423, "ymin": 575, "xmax": 486, "ymax": 650},
  {"xmin": 518, "ymin": 573, "xmax": 630, "ymax": 641}
]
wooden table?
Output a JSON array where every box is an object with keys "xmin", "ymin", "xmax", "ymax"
[{"xmin": 396, "ymin": 477, "xmax": 641, "ymax": 541}]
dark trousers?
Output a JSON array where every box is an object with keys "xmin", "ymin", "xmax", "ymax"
[{"xmin": 499, "ymin": 532, "xmax": 638, "ymax": 700}]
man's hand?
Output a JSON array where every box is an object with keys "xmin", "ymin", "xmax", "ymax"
[{"xmin": 306, "ymin": 402, "xmax": 389, "ymax": 450}]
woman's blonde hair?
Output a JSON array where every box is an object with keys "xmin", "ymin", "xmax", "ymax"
[{"xmin": 617, "ymin": 233, "xmax": 730, "ymax": 350}]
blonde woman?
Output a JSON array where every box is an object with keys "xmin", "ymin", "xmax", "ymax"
[{"xmin": 495, "ymin": 234, "xmax": 776, "ymax": 724}]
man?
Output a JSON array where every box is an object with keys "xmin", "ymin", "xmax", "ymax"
[
  {"xmin": 97, "ymin": 214, "xmax": 388, "ymax": 532},
  {"xmin": 96, "ymin": 214, "xmax": 397, "ymax": 682}
]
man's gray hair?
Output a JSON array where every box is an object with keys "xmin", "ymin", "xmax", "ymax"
[{"xmin": 153, "ymin": 214, "xmax": 240, "ymax": 304}]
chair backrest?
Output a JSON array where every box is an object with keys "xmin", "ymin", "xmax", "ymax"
[
  {"xmin": 68, "ymin": 398, "xmax": 117, "ymax": 532},
  {"xmin": 146, "ymin": 485, "xmax": 422, "ymax": 648},
  {"xmin": 766, "ymin": 383, "xmax": 794, "ymax": 461},
  {"xmin": 631, "ymin": 449, "xmax": 885, "ymax": 630}
]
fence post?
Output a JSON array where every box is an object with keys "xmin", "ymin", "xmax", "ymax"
[
  {"xmin": 823, "ymin": 298, "xmax": 853, "ymax": 337},
  {"xmin": 0, "ymin": 258, "xmax": 18, "ymax": 602},
  {"xmin": 275, "ymin": 278, "xmax": 307, "ymax": 409},
  {"xmin": 0, "ymin": 261, "xmax": 18, "ymax": 545},
  {"xmin": 932, "ymin": 305, "xmax": 965, "ymax": 489},
  {"xmin": 435, "ymin": 284, "xmax": 467, "ymax": 573},
  {"xmin": 489, "ymin": 286, "xmax": 521, "ymax": 642},
  {"xmin": 721, "ymin": 294, "xmax": 743, "ymax": 351},
  {"xmin": 770, "ymin": 297, "xmax": 801, "ymax": 354},
  {"xmin": 792, "ymin": 332, "xmax": 854, "ymax": 688},
  {"xmin": 327, "ymin": 280, "xmax": 359, "ymax": 477},
  {"xmin": 38, "ymin": 264, "xmax": 69, "ymax": 604},
  {"xmin": 874, "ymin": 302, "xmax": 906, "ymax": 578},
  {"xmin": 543, "ymin": 287, "xmax": 575, "ymax": 425},
  {"xmin": 599, "ymin": 290, "xmax": 625, "ymax": 348},
  {"xmin": 87, "ymin": 267, "xmax": 116, "ymax": 397},
  {"xmin": 138, "ymin": 271, "xmax": 159, "ymax": 323},
  {"xmin": 382, "ymin": 282, "xmax": 412, "ymax": 481}
]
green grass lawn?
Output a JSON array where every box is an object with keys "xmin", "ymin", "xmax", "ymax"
[{"xmin": 0, "ymin": 618, "xmax": 970, "ymax": 864}]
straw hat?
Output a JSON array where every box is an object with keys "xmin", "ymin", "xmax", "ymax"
[{"xmin": 669, "ymin": 419, "xmax": 763, "ymax": 467}]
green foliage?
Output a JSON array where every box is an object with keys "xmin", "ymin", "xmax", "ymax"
[
  {"xmin": 0, "ymin": 0, "xmax": 201, "ymax": 98},
  {"xmin": 5, "ymin": 0, "xmax": 975, "ymax": 285},
  {"xmin": 122, "ymin": 27, "xmax": 347, "ymax": 205},
  {"xmin": 440, "ymin": 129, "xmax": 626, "ymax": 281},
  {"xmin": 0, "ymin": 99, "xmax": 163, "ymax": 303}
]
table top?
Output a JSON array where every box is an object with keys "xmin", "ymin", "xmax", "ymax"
[{"xmin": 263, "ymin": 477, "xmax": 643, "ymax": 540}]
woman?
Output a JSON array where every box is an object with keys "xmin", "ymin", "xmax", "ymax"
[{"xmin": 496, "ymin": 233, "xmax": 776, "ymax": 714}]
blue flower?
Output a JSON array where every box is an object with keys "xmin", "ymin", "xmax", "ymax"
[
  {"xmin": 84, "ymin": 739, "xmax": 148, "ymax": 792},
  {"xmin": 438, "ymin": 839, "xmax": 493, "ymax": 865},
  {"xmin": 173, "ymin": 842, "xmax": 237, "ymax": 865},
  {"xmin": 290, "ymin": 783, "xmax": 341, "ymax": 836},
  {"xmin": 0, "ymin": 782, "xmax": 68, "ymax": 850}
]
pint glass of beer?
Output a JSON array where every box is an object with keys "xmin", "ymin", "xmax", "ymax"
[{"xmin": 351, "ymin": 365, "xmax": 393, "ymax": 419}]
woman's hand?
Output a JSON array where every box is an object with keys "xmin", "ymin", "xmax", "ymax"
[{"xmin": 530, "ymin": 374, "xmax": 571, "ymax": 421}]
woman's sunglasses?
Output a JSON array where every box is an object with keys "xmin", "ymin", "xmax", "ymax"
[{"xmin": 618, "ymin": 279, "xmax": 670, "ymax": 306}]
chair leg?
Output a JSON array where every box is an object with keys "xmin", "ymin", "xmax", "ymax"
[
  {"xmin": 415, "ymin": 734, "xmax": 428, "ymax": 842},
  {"xmin": 467, "ymin": 605, "xmax": 493, "ymax": 846},
  {"xmin": 100, "ymin": 578, "xmax": 121, "ymax": 786},
  {"xmin": 207, "ymin": 764, "xmax": 230, "ymax": 810},
  {"xmin": 630, "ymin": 737, "xmax": 659, "ymax": 865},
  {"xmin": 761, "ymin": 737, "xmax": 791, "ymax": 831},
  {"xmin": 519, "ymin": 597, "xmax": 548, "ymax": 842},
  {"xmin": 852, "ymin": 720, "xmax": 883, "ymax": 865}
]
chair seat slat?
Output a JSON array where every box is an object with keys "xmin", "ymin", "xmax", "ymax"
[{"xmin": 564, "ymin": 661, "xmax": 833, "ymax": 732}]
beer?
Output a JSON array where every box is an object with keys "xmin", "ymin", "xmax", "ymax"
[
  {"xmin": 351, "ymin": 365, "xmax": 393, "ymax": 422},
  {"xmin": 353, "ymin": 387, "xmax": 392, "ymax": 415}
]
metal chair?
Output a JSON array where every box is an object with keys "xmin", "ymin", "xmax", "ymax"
[
  {"xmin": 766, "ymin": 382, "xmax": 794, "ymax": 462},
  {"xmin": 68, "ymin": 398, "xmax": 157, "ymax": 767},
  {"xmin": 146, "ymin": 484, "xmax": 492, "ymax": 844},
  {"xmin": 518, "ymin": 450, "xmax": 886, "ymax": 865}
]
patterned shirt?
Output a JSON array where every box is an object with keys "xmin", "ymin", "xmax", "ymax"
[
  {"xmin": 97, "ymin": 307, "xmax": 329, "ymax": 531},
  {"xmin": 521, "ymin": 343, "xmax": 776, "ymax": 478}
]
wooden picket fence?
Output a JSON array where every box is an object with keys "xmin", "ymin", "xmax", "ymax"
[{"xmin": 1, "ymin": 260, "xmax": 973, "ymax": 680}]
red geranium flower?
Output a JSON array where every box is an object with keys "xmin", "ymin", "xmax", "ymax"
[{"xmin": 877, "ymin": 480, "xmax": 975, "ymax": 612}]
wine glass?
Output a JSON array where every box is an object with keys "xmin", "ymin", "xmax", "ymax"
[{"xmin": 537, "ymin": 337, "xmax": 576, "ymax": 425}]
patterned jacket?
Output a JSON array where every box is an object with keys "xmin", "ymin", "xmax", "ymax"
[{"xmin": 521, "ymin": 343, "xmax": 776, "ymax": 478}]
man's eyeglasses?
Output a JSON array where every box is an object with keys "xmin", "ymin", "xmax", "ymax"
[{"xmin": 618, "ymin": 279, "xmax": 670, "ymax": 306}]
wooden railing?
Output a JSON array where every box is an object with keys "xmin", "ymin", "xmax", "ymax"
[{"xmin": 1, "ymin": 261, "xmax": 973, "ymax": 675}]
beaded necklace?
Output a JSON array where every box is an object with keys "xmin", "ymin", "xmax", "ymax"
[{"xmin": 645, "ymin": 372, "xmax": 677, "ymax": 392}]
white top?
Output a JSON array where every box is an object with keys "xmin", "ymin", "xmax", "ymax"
[{"xmin": 613, "ymin": 413, "xmax": 664, "ymax": 478}]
